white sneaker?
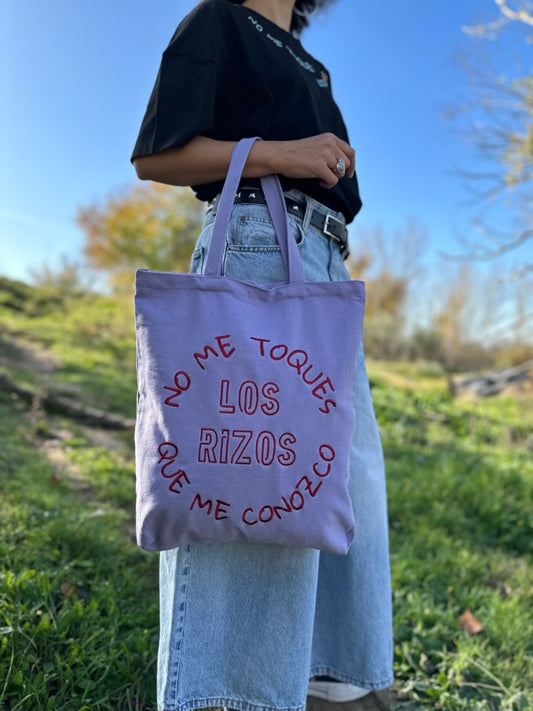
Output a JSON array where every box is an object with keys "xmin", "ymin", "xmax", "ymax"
[{"xmin": 307, "ymin": 679, "xmax": 371, "ymax": 702}]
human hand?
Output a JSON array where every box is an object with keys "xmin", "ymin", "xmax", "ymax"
[{"xmin": 266, "ymin": 133, "xmax": 356, "ymax": 188}]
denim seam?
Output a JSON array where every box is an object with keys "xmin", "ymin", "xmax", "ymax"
[
  {"xmin": 167, "ymin": 545, "xmax": 193, "ymax": 709},
  {"xmin": 234, "ymin": 214, "xmax": 305, "ymax": 245},
  {"xmin": 237, "ymin": 215, "xmax": 276, "ymax": 226},
  {"xmin": 226, "ymin": 244, "xmax": 283, "ymax": 253},
  {"xmin": 225, "ymin": 244, "xmax": 304, "ymax": 254},
  {"xmin": 162, "ymin": 698, "xmax": 306, "ymax": 711},
  {"xmin": 326, "ymin": 237, "xmax": 335, "ymax": 281},
  {"xmin": 235, "ymin": 213, "xmax": 306, "ymax": 238}
]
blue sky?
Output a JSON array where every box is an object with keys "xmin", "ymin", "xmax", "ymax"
[{"xmin": 1, "ymin": 0, "xmax": 531, "ymax": 283}]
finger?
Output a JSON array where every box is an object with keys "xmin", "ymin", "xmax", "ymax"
[
  {"xmin": 335, "ymin": 137, "xmax": 354, "ymax": 159},
  {"xmin": 318, "ymin": 133, "xmax": 351, "ymax": 173},
  {"xmin": 318, "ymin": 164, "xmax": 339, "ymax": 189},
  {"xmin": 329, "ymin": 151, "xmax": 349, "ymax": 180},
  {"xmin": 316, "ymin": 133, "xmax": 353, "ymax": 179},
  {"xmin": 334, "ymin": 139, "xmax": 356, "ymax": 177}
]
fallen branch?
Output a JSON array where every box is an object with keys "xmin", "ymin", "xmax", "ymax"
[
  {"xmin": 456, "ymin": 360, "xmax": 533, "ymax": 397},
  {"xmin": 0, "ymin": 372, "xmax": 135, "ymax": 430}
]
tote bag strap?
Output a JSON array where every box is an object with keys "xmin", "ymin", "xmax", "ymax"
[{"xmin": 204, "ymin": 138, "xmax": 304, "ymax": 284}]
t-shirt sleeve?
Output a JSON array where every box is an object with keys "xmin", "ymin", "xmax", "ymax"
[{"xmin": 130, "ymin": 1, "xmax": 226, "ymax": 162}]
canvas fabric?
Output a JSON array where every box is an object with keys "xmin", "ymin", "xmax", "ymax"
[{"xmin": 134, "ymin": 138, "xmax": 365, "ymax": 554}]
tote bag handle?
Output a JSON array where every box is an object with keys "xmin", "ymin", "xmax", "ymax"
[{"xmin": 204, "ymin": 138, "xmax": 304, "ymax": 284}]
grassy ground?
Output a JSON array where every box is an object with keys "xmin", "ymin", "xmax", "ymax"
[
  {"xmin": 0, "ymin": 279, "xmax": 531, "ymax": 710},
  {"xmin": 372, "ymin": 375, "xmax": 532, "ymax": 709},
  {"xmin": 0, "ymin": 397, "xmax": 158, "ymax": 710}
]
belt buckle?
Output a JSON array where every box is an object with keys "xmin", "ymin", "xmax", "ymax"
[
  {"xmin": 323, "ymin": 213, "xmax": 342, "ymax": 241},
  {"xmin": 323, "ymin": 214, "xmax": 349, "ymax": 258}
]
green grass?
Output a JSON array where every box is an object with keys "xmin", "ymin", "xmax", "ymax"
[
  {"xmin": 0, "ymin": 397, "xmax": 158, "ymax": 710},
  {"xmin": 371, "ymin": 377, "xmax": 533, "ymax": 709},
  {"xmin": 0, "ymin": 279, "xmax": 532, "ymax": 710}
]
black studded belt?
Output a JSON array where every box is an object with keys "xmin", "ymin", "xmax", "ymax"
[{"xmin": 208, "ymin": 188, "xmax": 349, "ymax": 259}]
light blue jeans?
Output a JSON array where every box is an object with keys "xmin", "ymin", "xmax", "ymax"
[{"xmin": 157, "ymin": 192, "xmax": 394, "ymax": 711}]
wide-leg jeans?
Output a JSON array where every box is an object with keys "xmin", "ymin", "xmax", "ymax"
[{"xmin": 157, "ymin": 192, "xmax": 394, "ymax": 711}]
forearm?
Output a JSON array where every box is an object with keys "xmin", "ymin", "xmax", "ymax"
[
  {"xmin": 133, "ymin": 136, "xmax": 284, "ymax": 185},
  {"xmin": 133, "ymin": 133, "xmax": 355, "ymax": 189}
]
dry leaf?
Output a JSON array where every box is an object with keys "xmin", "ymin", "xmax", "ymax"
[
  {"xmin": 59, "ymin": 581, "xmax": 91, "ymax": 601},
  {"xmin": 60, "ymin": 581, "xmax": 77, "ymax": 597},
  {"xmin": 459, "ymin": 608, "xmax": 484, "ymax": 635}
]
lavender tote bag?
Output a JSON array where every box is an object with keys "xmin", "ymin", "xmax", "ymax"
[{"xmin": 134, "ymin": 138, "xmax": 365, "ymax": 554}]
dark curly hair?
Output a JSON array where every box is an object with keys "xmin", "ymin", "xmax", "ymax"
[{"xmin": 227, "ymin": 0, "xmax": 336, "ymax": 36}]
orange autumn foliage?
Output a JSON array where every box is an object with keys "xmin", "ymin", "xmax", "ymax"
[{"xmin": 77, "ymin": 182, "xmax": 205, "ymax": 291}]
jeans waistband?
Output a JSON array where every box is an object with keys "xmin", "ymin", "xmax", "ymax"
[{"xmin": 207, "ymin": 187, "xmax": 349, "ymax": 259}]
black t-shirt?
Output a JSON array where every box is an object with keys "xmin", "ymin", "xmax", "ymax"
[{"xmin": 131, "ymin": 0, "xmax": 362, "ymax": 222}]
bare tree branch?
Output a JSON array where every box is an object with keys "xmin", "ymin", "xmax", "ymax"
[
  {"xmin": 495, "ymin": 0, "xmax": 533, "ymax": 26},
  {"xmin": 463, "ymin": 0, "xmax": 533, "ymax": 37},
  {"xmin": 441, "ymin": 222, "xmax": 533, "ymax": 264},
  {"xmin": 447, "ymin": 5, "xmax": 533, "ymax": 271},
  {"xmin": 0, "ymin": 373, "xmax": 135, "ymax": 429},
  {"xmin": 462, "ymin": 16, "xmax": 509, "ymax": 39}
]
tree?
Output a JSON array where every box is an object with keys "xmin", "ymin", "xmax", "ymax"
[
  {"xmin": 29, "ymin": 255, "xmax": 94, "ymax": 296},
  {"xmin": 77, "ymin": 182, "xmax": 205, "ymax": 290},
  {"xmin": 449, "ymin": 0, "xmax": 533, "ymax": 275},
  {"xmin": 347, "ymin": 219, "xmax": 428, "ymax": 358},
  {"xmin": 409, "ymin": 260, "xmax": 533, "ymax": 369}
]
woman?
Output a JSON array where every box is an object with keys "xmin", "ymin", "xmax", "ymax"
[{"xmin": 131, "ymin": 2, "xmax": 393, "ymax": 710}]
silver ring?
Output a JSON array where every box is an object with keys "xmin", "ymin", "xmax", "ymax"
[{"xmin": 335, "ymin": 158, "xmax": 346, "ymax": 176}]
